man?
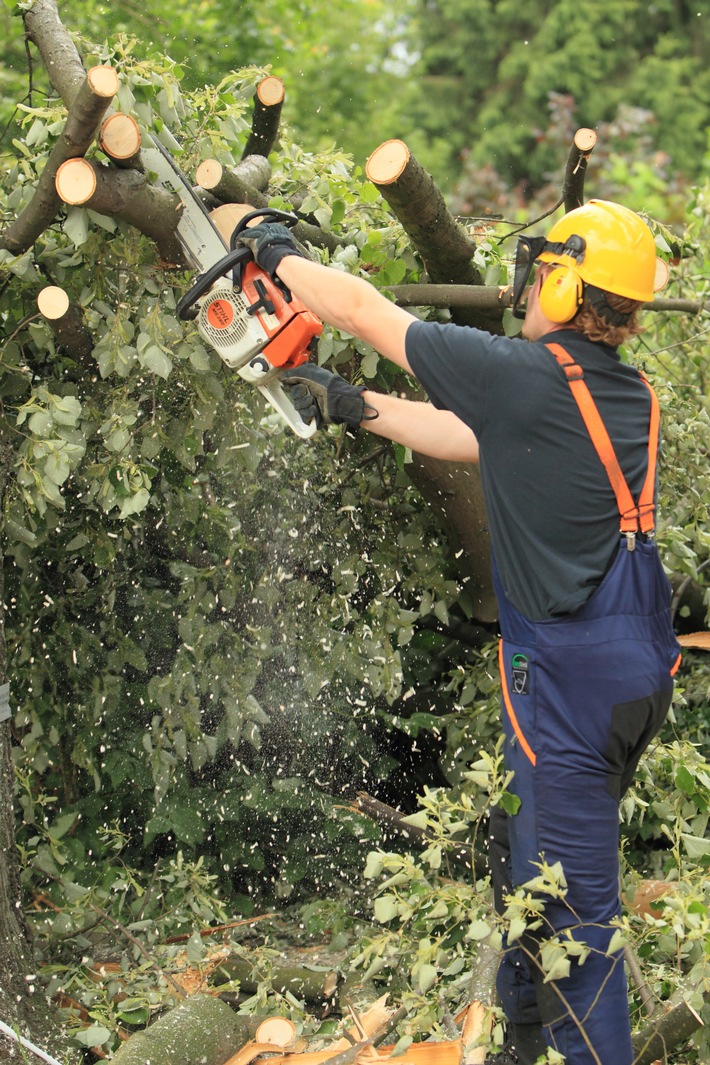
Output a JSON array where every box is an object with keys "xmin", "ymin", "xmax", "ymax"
[{"xmin": 237, "ymin": 201, "xmax": 681, "ymax": 1064}]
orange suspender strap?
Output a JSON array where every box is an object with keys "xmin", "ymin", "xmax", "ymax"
[{"xmin": 546, "ymin": 343, "xmax": 659, "ymax": 541}]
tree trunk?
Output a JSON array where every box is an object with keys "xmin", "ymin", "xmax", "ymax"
[{"xmin": 0, "ymin": 446, "xmax": 53, "ymax": 1046}]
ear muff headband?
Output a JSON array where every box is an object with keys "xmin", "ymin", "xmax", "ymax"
[{"xmin": 539, "ymin": 267, "xmax": 584, "ymax": 323}]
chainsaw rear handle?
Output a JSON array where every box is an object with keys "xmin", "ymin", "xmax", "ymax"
[{"xmin": 176, "ymin": 209, "xmax": 300, "ymax": 321}]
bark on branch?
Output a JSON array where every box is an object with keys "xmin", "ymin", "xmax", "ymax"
[
  {"xmin": 0, "ymin": 67, "xmax": 117, "ymax": 256},
  {"xmin": 385, "ymin": 285, "xmax": 704, "ymax": 317},
  {"xmin": 631, "ymin": 992, "xmax": 704, "ymax": 1065},
  {"xmin": 196, "ymin": 157, "xmax": 344, "ymax": 253},
  {"xmin": 366, "ymin": 139, "xmax": 483, "ymax": 287},
  {"xmin": 37, "ymin": 286, "xmax": 94, "ymax": 362},
  {"xmin": 23, "ymin": 0, "xmax": 89, "ymax": 107},
  {"xmin": 61, "ymin": 160, "xmax": 187, "ymax": 263},
  {"xmin": 242, "ymin": 76, "xmax": 285, "ymax": 159},
  {"xmin": 562, "ymin": 128, "xmax": 597, "ymax": 213},
  {"xmin": 109, "ymin": 994, "xmax": 255, "ymax": 1065},
  {"xmin": 197, "ymin": 156, "xmax": 272, "ymax": 200},
  {"xmin": 355, "ymin": 792, "xmax": 485, "ymax": 876}
]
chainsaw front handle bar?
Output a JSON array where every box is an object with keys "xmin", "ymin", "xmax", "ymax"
[{"xmin": 176, "ymin": 209, "xmax": 300, "ymax": 320}]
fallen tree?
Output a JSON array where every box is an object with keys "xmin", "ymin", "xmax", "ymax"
[{"xmin": 1, "ymin": 4, "xmax": 707, "ymax": 1064}]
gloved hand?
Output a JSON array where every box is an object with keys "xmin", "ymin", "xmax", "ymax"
[
  {"xmin": 235, "ymin": 222, "xmax": 304, "ymax": 276},
  {"xmin": 281, "ymin": 365, "xmax": 378, "ymax": 429}
]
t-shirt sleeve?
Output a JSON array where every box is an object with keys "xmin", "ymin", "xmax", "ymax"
[{"xmin": 405, "ymin": 319, "xmax": 495, "ymax": 436}]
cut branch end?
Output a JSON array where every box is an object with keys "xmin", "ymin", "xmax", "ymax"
[
  {"xmin": 366, "ymin": 140, "xmax": 411, "ymax": 186},
  {"xmin": 55, "ymin": 158, "xmax": 97, "ymax": 205},
  {"xmin": 37, "ymin": 286, "xmax": 70, "ymax": 320},
  {"xmin": 86, "ymin": 65, "xmax": 120, "ymax": 99}
]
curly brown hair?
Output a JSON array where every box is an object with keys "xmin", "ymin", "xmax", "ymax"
[{"xmin": 572, "ymin": 291, "xmax": 645, "ymax": 347}]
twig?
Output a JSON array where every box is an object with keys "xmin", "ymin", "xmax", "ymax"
[
  {"xmin": 624, "ymin": 945, "xmax": 656, "ymax": 1018},
  {"xmin": 496, "ymin": 196, "xmax": 564, "ymax": 245},
  {"xmin": 164, "ymin": 914, "xmax": 276, "ymax": 944},
  {"xmin": 89, "ymin": 901, "xmax": 188, "ymax": 999}
]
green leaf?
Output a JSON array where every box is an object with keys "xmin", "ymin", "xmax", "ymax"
[
  {"xmin": 73, "ymin": 1025, "xmax": 112, "ymax": 1048},
  {"xmin": 675, "ymin": 764, "xmax": 695, "ymax": 795},
  {"xmin": 140, "ymin": 344, "xmax": 173, "ymax": 379},
  {"xmin": 27, "ymin": 410, "xmax": 52, "ymax": 435},
  {"xmin": 373, "ymin": 894, "xmax": 399, "ymax": 923},
  {"xmin": 507, "ymin": 917, "xmax": 527, "ymax": 943},
  {"xmin": 364, "ymin": 851, "xmax": 384, "ymax": 879},
  {"xmin": 63, "ymin": 208, "xmax": 90, "ymax": 247},
  {"xmin": 498, "ymin": 791, "xmax": 522, "ymax": 816},
  {"xmin": 416, "ymin": 962, "xmax": 438, "ymax": 992}
]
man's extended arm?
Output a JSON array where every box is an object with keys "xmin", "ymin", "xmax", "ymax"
[
  {"xmin": 360, "ymin": 391, "xmax": 479, "ymax": 462},
  {"xmin": 236, "ymin": 227, "xmax": 478, "ymax": 460},
  {"xmin": 275, "ymin": 255, "xmax": 416, "ymax": 373}
]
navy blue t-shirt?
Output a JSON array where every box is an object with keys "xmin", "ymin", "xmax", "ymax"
[{"xmin": 405, "ymin": 322, "xmax": 655, "ymax": 621}]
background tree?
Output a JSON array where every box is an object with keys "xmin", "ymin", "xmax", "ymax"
[{"xmin": 399, "ymin": 0, "xmax": 709, "ymax": 204}]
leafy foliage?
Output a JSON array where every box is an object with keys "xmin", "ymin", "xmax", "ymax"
[{"xmin": 404, "ymin": 0, "xmax": 710, "ymax": 194}]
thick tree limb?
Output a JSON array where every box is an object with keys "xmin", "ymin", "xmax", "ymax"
[
  {"xmin": 388, "ymin": 284, "xmax": 512, "ymax": 313},
  {"xmin": 365, "ymin": 141, "xmax": 496, "ymax": 618},
  {"xmin": 37, "ymin": 286, "xmax": 94, "ymax": 361},
  {"xmin": 79, "ymin": 161, "xmax": 187, "ymax": 263},
  {"xmin": 406, "ymin": 455, "xmax": 497, "ymax": 621},
  {"xmin": 0, "ymin": 67, "xmax": 117, "ymax": 256},
  {"xmin": 366, "ymin": 140, "xmax": 483, "ymax": 288},
  {"xmin": 386, "ymin": 284, "xmax": 704, "ymax": 317},
  {"xmin": 197, "ymin": 157, "xmax": 269, "ymax": 208},
  {"xmin": 196, "ymin": 157, "xmax": 343, "ymax": 252},
  {"xmin": 631, "ymin": 992, "xmax": 704, "ymax": 1065},
  {"xmin": 197, "ymin": 156, "xmax": 272, "ymax": 198},
  {"xmin": 562, "ymin": 128, "xmax": 597, "ymax": 213},
  {"xmin": 99, "ymin": 112, "xmax": 143, "ymax": 167},
  {"xmin": 242, "ymin": 76, "xmax": 285, "ymax": 159},
  {"xmin": 23, "ymin": 0, "xmax": 88, "ymax": 107},
  {"xmin": 109, "ymin": 994, "xmax": 254, "ymax": 1065}
]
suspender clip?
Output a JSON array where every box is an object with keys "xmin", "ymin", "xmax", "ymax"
[{"xmin": 625, "ymin": 532, "xmax": 636, "ymax": 552}]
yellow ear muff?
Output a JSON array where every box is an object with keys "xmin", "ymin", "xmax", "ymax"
[{"xmin": 539, "ymin": 268, "xmax": 584, "ymax": 323}]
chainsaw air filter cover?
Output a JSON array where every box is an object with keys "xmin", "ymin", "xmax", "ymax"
[{"xmin": 196, "ymin": 283, "xmax": 273, "ymax": 370}]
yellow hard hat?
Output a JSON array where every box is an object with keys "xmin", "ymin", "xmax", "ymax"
[{"xmin": 538, "ymin": 199, "xmax": 660, "ymax": 302}]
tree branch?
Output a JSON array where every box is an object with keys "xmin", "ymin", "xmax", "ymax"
[
  {"xmin": 631, "ymin": 991, "xmax": 704, "ymax": 1064},
  {"xmin": 82, "ymin": 162, "xmax": 188, "ymax": 263},
  {"xmin": 22, "ymin": 0, "xmax": 88, "ymax": 107},
  {"xmin": 366, "ymin": 139, "xmax": 483, "ymax": 288},
  {"xmin": 242, "ymin": 77, "xmax": 285, "ymax": 160},
  {"xmin": 386, "ymin": 284, "xmax": 705, "ymax": 317},
  {"xmin": 37, "ymin": 286, "xmax": 94, "ymax": 362},
  {"xmin": 562, "ymin": 128, "xmax": 597, "ymax": 213},
  {"xmin": 0, "ymin": 67, "xmax": 117, "ymax": 256}
]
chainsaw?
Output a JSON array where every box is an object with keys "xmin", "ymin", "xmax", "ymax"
[{"xmin": 143, "ymin": 135, "xmax": 322, "ymax": 438}]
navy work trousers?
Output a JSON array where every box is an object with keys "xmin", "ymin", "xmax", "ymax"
[{"xmin": 491, "ymin": 539, "xmax": 680, "ymax": 1063}]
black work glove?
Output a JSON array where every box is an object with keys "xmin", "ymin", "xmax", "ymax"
[
  {"xmin": 281, "ymin": 365, "xmax": 378, "ymax": 429},
  {"xmin": 235, "ymin": 222, "xmax": 304, "ymax": 276}
]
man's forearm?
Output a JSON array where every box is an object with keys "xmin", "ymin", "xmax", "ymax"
[
  {"xmin": 360, "ymin": 391, "xmax": 478, "ymax": 462},
  {"xmin": 275, "ymin": 255, "xmax": 415, "ymax": 372}
]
